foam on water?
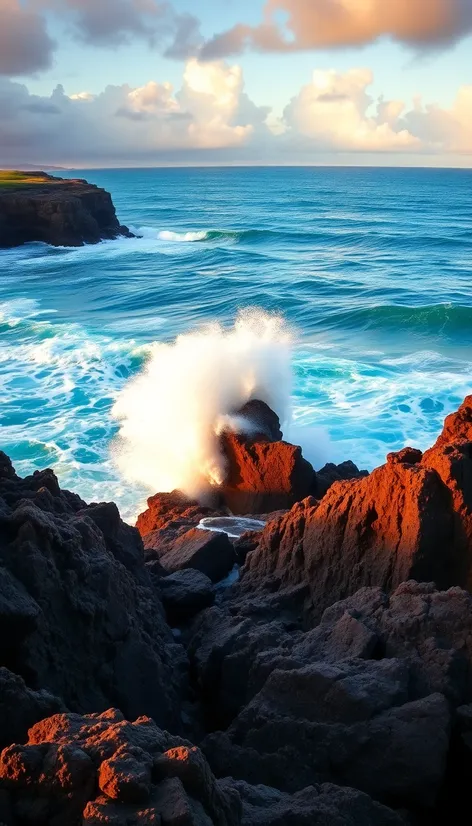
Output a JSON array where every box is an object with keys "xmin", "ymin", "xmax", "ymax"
[
  {"xmin": 157, "ymin": 230, "xmax": 209, "ymax": 242},
  {"xmin": 0, "ymin": 298, "xmax": 150, "ymax": 522},
  {"xmin": 198, "ymin": 516, "xmax": 267, "ymax": 538}
]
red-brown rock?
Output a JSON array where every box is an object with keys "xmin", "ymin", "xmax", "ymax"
[
  {"xmin": 427, "ymin": 395, "xmax": 472, "ymax": 450},
  {"xmin": 219, "ymin": 433, "xmax": 314, "ymax": 515},
  {"xmin": 136, "ymin": 490, "xmax": 221, "ymax": 554},
  {"xmin": 242, "ymin": 458, "xmax": 459, "ymax": 623},
  {"xmin": 0, "ymin": 709, "xmax": 241, "ymax": 826}
]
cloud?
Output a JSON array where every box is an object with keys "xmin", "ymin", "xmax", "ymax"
[
  {"xmin": 0, "ymin": 0, "xmax": 55, "ymax": 75},
  {"xmin": 0, "ymin": 63, "xmax": 471, "ymax": 167},
  {"xmin": 0, "ymin": 60, "xmax": 270, "ymax": 165},
  {"xmin": 404, "ymin": 86, "xmax": 472, "ymax": 154},
  {"xmin": 32, "ymin": 0, "xmax": 201, "ymax": 55},
  {"xmin": 283, "ymin": 68, "xmax": 420, "ymax": 152},
  {"xmin": 201, "ymin": 0, "xmax": 472, "ymax": 58}
]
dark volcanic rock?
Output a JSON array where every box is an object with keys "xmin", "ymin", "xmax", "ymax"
[
  {"xmin": 204, "ymin": 661, "xmax": 450, "ymax": 808},
  {"xmin": 421, "ymin": 396, "xmax": 472, "ymax": 585},
  {"xmin": 195, "ymin": 580, "xmax": 472, "ymax": 812},
  {"xmin": 0, "ymin": 667, "xmax": 65, "ymax": 750},
  {"xmin": 315, "ymin": 460, "xmax": 369, "ymax": 498},
  {"xmin": 151, "ymin": 527, "xmax": 236, "ymax": 584},
  {"xmin": 0, "ymin": 453, "xmax": 186, "ymax": 731},
  {"xmin": 0, "ymin": 708, "xmax": 242, "ymax": 826},
  {"xmin": 220, "ymin": 779, "xmax": 406, "ymax": 826},
  {"xmin": 217, "ymin": 399, "xmax": 315, "ymax": 515},
  {"xmin": 0, "ymin": 171, "xmax": 133, "ymax": 247},
  {"xmin": 159, "ymin": 568, "xmax": 215, "ymax": 624},
  {"xmin": 241, "ymin": 454, "xmax": 462, "ymax": 623},
  {"xmin": 233, "ymin": 400, "xmax": 283, "ymax": 441}
]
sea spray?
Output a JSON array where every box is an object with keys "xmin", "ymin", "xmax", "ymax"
[{"xmin": 111, "ymin": 309, "xmax": 293, "ymax": 500}]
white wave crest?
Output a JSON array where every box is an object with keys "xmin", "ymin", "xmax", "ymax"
[
  {"xmin": 111, "ymin": 309, "xmax": 293, "ymax": 501},
  {"xmin": 158, "ymin": 230, "xmax": 208, "ymax": 242}
]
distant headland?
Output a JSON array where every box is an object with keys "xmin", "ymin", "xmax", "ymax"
[{"xmin": 0, "ymin": 171, "xmax": 134, "ymax": 248}]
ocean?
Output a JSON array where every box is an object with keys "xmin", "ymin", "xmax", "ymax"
[{"xmin": 1, "ymin": 166, "xmax": 471, "ymax": 521}]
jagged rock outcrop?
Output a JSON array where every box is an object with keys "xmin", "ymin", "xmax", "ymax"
[
  {"xmin": 0, "ymin": 453, "xmax": 186, "ymax": 731},
  {"xmin": 240, "ymin": 447, "xmax": 465, "ymax": 622},
  {"xmin": 0, "ymin": 171, "xmax": 133, "ymax": 247},
  {"xmin": 219, "ymin": 400, "xmax": 315, "ymax": 515},
  {"xmin": 2, "ymin": 394, "xmax": 472, "ymax": 824},
  {"xmin": 421, "ymin": 395, "xmax": 472, "ymax": 585}
]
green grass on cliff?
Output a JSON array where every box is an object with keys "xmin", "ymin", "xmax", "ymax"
[{"xmin": 0, "ymin": 170, "xmax": 56, "ymax": 188}]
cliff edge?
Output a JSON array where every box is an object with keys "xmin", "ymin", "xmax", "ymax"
[{"xmin": 0, "ymin": 170, "xmax": 134, "ymax": 247}]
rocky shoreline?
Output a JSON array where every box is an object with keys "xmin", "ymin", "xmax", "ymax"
[
  {"xmin": 0, "ymin": 171, "xmax": 133, "ymax": 248},
  {"xmin": 1, "ymin": 395, "xmax": 472, "ymax": 824}
]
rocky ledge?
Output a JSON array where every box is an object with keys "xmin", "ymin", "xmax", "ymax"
[
  {"xmin": 2, "ymin": 395, "xmax": 472, "ymax": 824},
  {"xmin": 0, "ymin": 170, "xmax": 133, "ymax": 247}
]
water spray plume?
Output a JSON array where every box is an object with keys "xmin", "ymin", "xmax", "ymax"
[{"xmin": 112, "ymin": 309, "xmax": 293, "ymax": 500}]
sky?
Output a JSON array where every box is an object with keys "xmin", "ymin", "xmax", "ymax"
[{"xmin": 0, "ymin": 0, "xmax": 472, "ymax": 167}]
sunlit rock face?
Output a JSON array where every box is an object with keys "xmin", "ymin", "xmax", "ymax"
[{"xmin": 218, "ymin": 399, "xmax": 315, "ymax": 515}]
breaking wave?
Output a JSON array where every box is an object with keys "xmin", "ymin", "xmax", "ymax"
[{"xmin": 112, "ymin": 310, "xmax": 293, "ymax": 501}]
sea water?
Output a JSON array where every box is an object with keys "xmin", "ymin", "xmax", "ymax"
[{"xmin": 1, "ymin": 166, "xmax": 471, "ymax": 521}]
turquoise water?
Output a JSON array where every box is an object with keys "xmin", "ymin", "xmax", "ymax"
[{"xmin": 1, "ymin": 166, "xmax": 471, "ymax": 520}]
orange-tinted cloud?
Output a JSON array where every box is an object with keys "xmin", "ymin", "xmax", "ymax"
[{"xmin": 201, "ymin": 0, "xmax": 472, "ymax": 58}]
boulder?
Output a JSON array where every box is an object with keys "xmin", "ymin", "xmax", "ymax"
[
  {"xmin": 0, "ymin": 667, "xmax": 65, "ymax": 750},
  {"xmin": 231, "ymin": 400, "xmax": 283, "ymax": 441},
  {"xmin": 0, "ymin": 455, "xmax": 186, "ymax": 731},
  {"xmin": 151, "ymin": 528, "xmax": 235, "ymax": 584},
  {"xmin": 158, "ymin": 569, "xmax": 215, "ymax": 624}
]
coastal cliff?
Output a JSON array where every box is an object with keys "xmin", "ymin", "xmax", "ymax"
[{"xmin": 0, "ymin": 171, "xmax": 133, "ymax": 247}]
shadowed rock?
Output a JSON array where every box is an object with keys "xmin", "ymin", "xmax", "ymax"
[
  {"xmin": 315, "ymin": 460, "xmax": 369, "ymax": 498},
  {"xmin": 147, "ymin": 528, "xmax": 236, "ymax": 584},
  {"xmin": 0, "ymin": 454, "xmax": 186, "ymax": 731},
  {"xmin": 158, "ymin": 569, "xmax": 215, "ymax": 624}
]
